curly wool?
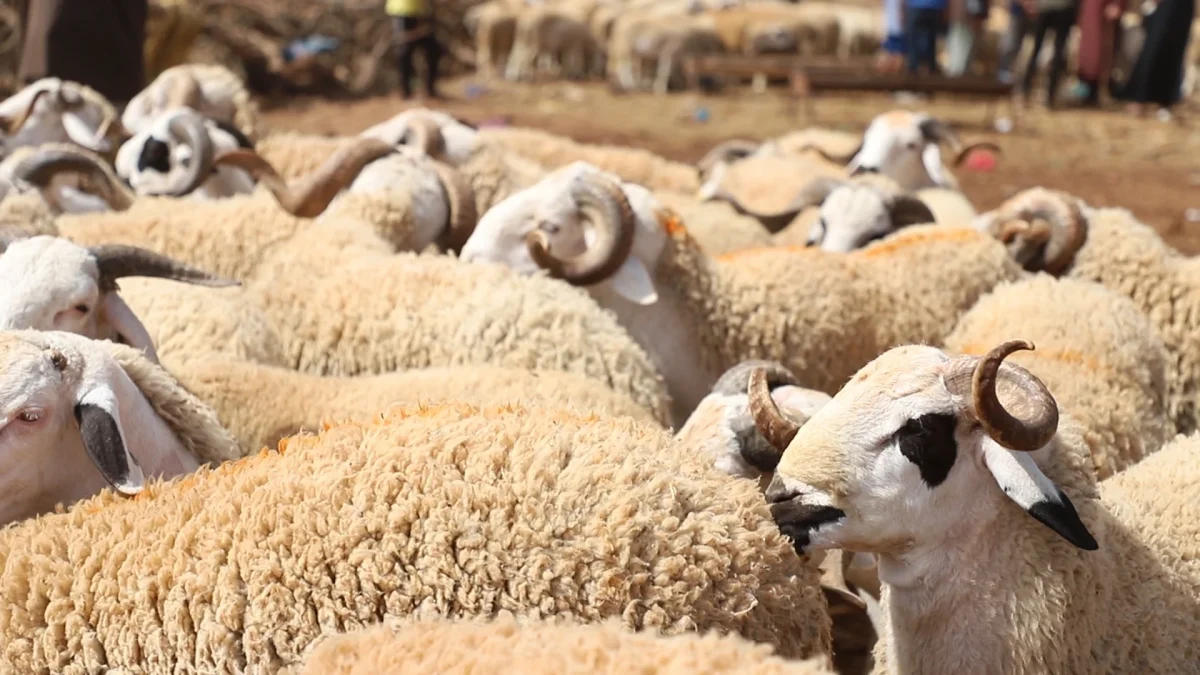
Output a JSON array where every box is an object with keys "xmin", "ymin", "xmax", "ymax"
[
  {"xmin": 247, "ymin": 244, "xmax": 671, "ymax": 422},
  {"xmin": 0, "ymin": 404, "xmax": 830, "ymax": 672},
  {"xmin": 0, "ymin": 192, "xmax": 58, "ymax": 236},
  {"xmin": 254, "ymin": 131, "xmax": 356, "ymax": 180},
  {"xmin": 477, "ymin": 127, "xmax": 700, "ymax": 193},
  {"xmin": 944, "ymin": 274, "xmax": 1171, "ymax": 479},
  {"xmin": 165, "ymin": 354, "xmax": 665, "ymax": 453},
  {"xmin": 456, "ymin": 141, "xmax": 547, "ymax": 216},
  {"xmin": 654, "ymin": 190, "xmax": 772, "ymax": 256},
  {"xmin": 289, "ymin": 616, "xmax": 837, "ymax": 675}
]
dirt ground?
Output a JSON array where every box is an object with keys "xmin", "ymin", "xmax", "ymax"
[{"xmin": 261, "ymin": 75, "xmax": 1200, "ymax": 253}]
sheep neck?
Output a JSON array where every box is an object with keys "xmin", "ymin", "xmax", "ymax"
[
  {"xmin": 589, "ymin": 232, "xmax": 729, "ymax": 428},
  {"xmin": 876, "ymin": 483, "xmax": 1119, "ymax": 674}
]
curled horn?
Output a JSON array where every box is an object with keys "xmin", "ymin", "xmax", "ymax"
[
  {"xmin": 162, "ymin": 111, "xmax": 216, "ymax": 196},
  {"xmin": 713, "ymin": 359, "xmax": 799, "ymax": 396},
  {"xmin": 696, "ymin": 139, "xmax": 760, "ymax": 177},
  {"xmin": 747, "ymin": 367, "xmax": 802, "ymax": 453},
  {"xmin": 1001, "ymin": 189, "xmax": 1086, "ymax": 275},
  {"xmin": 10, "ymin": 145, "xmax": 137, "ymax": 211},
  {"xmin": 161, "ymin": 72, "xmax": 202, "ymax": 109},
  {"xmin": 720, "ymin": 176, "xmax": 844, "ymax": 234},
  {"xmin": 0, "ymin": 88, "xmax": 50, "ymax": 135},
  {"xmin": 214, "ymin": 137, "xmax": 395, "ymax": 218},
  {"xmin": 525, "ymin": 172, "xmax": 636, "ymax": 286},
  {"xmin": 89, "ymin": 245, "xmax": 240, "ymax": 291},
  {"xmin": 952, "ymin": 141, "xmax": 1002, "ymax": 167},
  {"xmin": 401, "ymin": 116, "xmax": 446, "ymax": 158},
  {"xmin": 944, "ymin": 340, "xmax": 1060, "ymax": 452},
  {"xmin": 430, "ymin": 160, "xmax": 479, "ymax": 253}
]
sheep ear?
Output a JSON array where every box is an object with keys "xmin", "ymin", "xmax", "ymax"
[
  {"xmin": 920, "ymin": 144, "xmax": 951, "ymax": 187},
  {"xmin": 888, "ymin": 195, "xmax": 936, "ymax": 228},
  {"xmin": 609, "ymin": 255, "xmax": 658, "ymax": 305},
  {"xmin": 74, "ymin": 384, "xmax": 145, "ymax": 495},
  {"xmin": 981, "ymin": 440, "xmax": 1097, "ymax": 551},
  {"xmin": 97, "ymin": 292, "xmax": 161, "ymax": 364}
]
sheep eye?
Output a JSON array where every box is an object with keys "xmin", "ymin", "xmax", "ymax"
[
  {"xmin": 539, "ymin": 222, "xmax": 560, "ymax": 235},
  {"xmin": 17, "ymin": 411, "xmax": 41, "ymax": 423},
  {"xmin": 74, "ymin": 304, "xmax": 89, "ymax": 313}
]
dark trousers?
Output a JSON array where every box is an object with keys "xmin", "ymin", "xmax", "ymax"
[
  {"xmin": 1022, "ymin": 7, "xmax": 1075, "ymax": 103},
  {"xmin": 393, "ymin": 15, "xmax": 441, "ymax": 98},
  {"xmin": 906, "ymin": 8, "xmax": 945, "ymax": 75}
]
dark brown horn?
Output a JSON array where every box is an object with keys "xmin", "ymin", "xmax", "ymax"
[
  {"xmin": 998, "ymin": 189, "xmax": 1087, "ymax": 275},
  {"xmin": 402, "ymin": 116, "xmax": 446, "ymax": 158},
  {"xmin": 747, "ymin": 367, "xmax": 802, "ymax": 453},
  {"xmin": 214, "ymin": 138, "xmax": 395, "ymax": 218},
  {"xmin": 886, "ymin": 194, "xmax": 937, "ymax": 228},
  {"xmin": 10, "ymin": 145, "xmax": 136, "ymax": 211},
  {"xmin": 163, "ymin": 111, "xmax": 217, "ymax": 196},
  {"xmin": 952, "ymin": 141, "xmax": 1003, "ymax": 167},
  {"xmin": 696, "ymin": 139, "xmax": 760, "ymax": 177},
  {"xmin": 946, "ymin": 340, "xmax": 1059, "ymax": 452},
  {"xmin": 525, "ymin": 172, "xmax": 636, "ymax": 286},
  {"xmin": 430, "ymin": 160, "xmax": 479, "ymax": 253},
  {"xmin": 90, "ymin": 245, "xmax": 240, "ymax": 291},
  {"xmin": 0, "ymin": 88, "xmax": 50, "ymax": 135}
]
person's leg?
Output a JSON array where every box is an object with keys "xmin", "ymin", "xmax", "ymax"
[
  {"xmin": 1046, "ymin": 9, "xmax": 1074, "ymax": 105},
  {"xmin": 921, "ymin": 9, "xmax": 942, "ymax": 74},
  {"xmin": 422, "ymin": 18, "xmax": 443, "ymax": 98},
  {"xmin": 905, "ymin": 7, "xmax": 923, "ymax": 74},
  {"xmin": 1022, "ymin": 14, "xmax": 1051, "ymax": 98},
  {"xmin": 394, "ymin": 16, "xmax": 418, "ymax": 98},
  {"xmin": 997, "ymin": 6, "xmax": 1028, "ymax": 82}
]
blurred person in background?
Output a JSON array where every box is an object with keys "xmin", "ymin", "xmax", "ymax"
[
  {"xmin": 996, "ymin": 0, "xmax": 1034, "ymax": 83},
  {"xmin": 906, "ymin": 0, "xmax": 949, "ymax": 74},
  {"xmin": 1020, "ymin": 0, "xmax": 1080, "ymax": 107},
  {"xmin": 17, "ymin": 0, "xmax": 148, "ymax": 107},
  {"xmin": 1115, "ymin": 0, "xmax": 1194, "ymax": 119},
  {"xmin": 387, "ymin": 0, "xmax": 443, "ymax": 100},
  {"xmin": 945, "ymin": 0, "xmax": 991, "ymax": 76},
  {"xmin": 1073, "ymin": 0, "xmax": 1126, "ymax": 106},
  {"xmin": 877, "ymin": 0, "xmax": 907, "ymax": 73}
]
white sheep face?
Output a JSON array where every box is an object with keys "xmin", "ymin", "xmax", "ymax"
[
  {"xmin": 765, "ymin": 345, "xmax": 1096, "ymax": 564},
  {"xmin": 0, "ymin": 79, "xmax": 112, "ymax": 155},
  {"xmin": 460, "ymin": 161, "xmax": 667, "ymax": 305},
  {"xmin": 848, "ymin": 112, "xmax": 949, "ymax": 191},
  {"xmin": 0, "ymin": 237, "xmax": 104, "ymax": 336},
  {"xmin": 808, "ymin": 185, "xmax": 892, "ymax": 252},
  {"xmin": 114, "ymin": 107, "xmax": 252, "ymax": 199}
]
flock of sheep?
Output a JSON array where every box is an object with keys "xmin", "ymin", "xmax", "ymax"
[
  {"xmin": 0, "ymin": 61, "xmax": 1196, "ymax": 675},
  {"xmin": 464, "ymin": 0, "xmax": 1200, "ymax": 97}
]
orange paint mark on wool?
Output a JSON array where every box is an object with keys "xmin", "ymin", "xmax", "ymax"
[
  {"xmin": 856, "ymin": 227, "xmax": 982, "ymax": 259},
  {"xmin": 657, "ymin": 208, "xmax": 688, "ymax": 237},
  {"xmin": 716, "ymin": 245, "xmax": 818, "ymax": 263}
]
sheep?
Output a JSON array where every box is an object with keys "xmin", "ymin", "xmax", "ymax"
[
  {"xmin": 697, "ymin": 149, "xmax": 845, "ymax": 233},
  {"xmin": 652, "ymin": 189, "xmax": 773, "ymax": 255},
  {"xmin": 466, "ymin": 0, "xmax": 521, "ymax": 78},
  {"xmin": 973, "ymin": 187, "xmax": 1200, "ymax": 435},
  {"xmin": 164, "ymin": 353, "xmax": 666, "ymax": 453},
  {"xmin": 0, "ymin": 402, "xmax": 832, "ymax": 671},
  {"xmin": 113, "ymin": 106, "xmax": 257, "ymax": 200},
  {"xmin": 844, "ymin": 109, "xmax": 999, "ymax": 191},
  {"xmin": 0, "ymin": 78, "xmax": 123, "ymax": 159},
  {"xmin": 288, "ymin": 617, "xmax": 839, "ymax": 675},
  {"xmin": 650, "ymin": 20, "xmax": 729, "ymax": 95},
  {"xmin": 753, "ymin": 339, "xmax": 1200, "ymax": 674},
  {"xmin": 120, "ymin": 63, "xmax": 260, "ymax": 141},
  {"xmin": 505, "ymin": 3, "xmax": 605, "ymax": 81},
  {"xmin": 0, "ymin": 330, "xmax": 238, "ymax": 526},
  {"xmin": 0, "ymin": 233, "xmax": 237, "ymax": 365},
  {"xmin": 943, "ymin": 274, "xmax": 1171, "ymax": 479},
  {"xmin": 459, "ymin": 160, "xmax": 1025, "ymax": 425},
  {"xmin": 26, "ymin": 141, "xmax": 469, "ymax": 280},
  {"xmin": 0, "ymin": 143, "xmax": 112, "ymax": 216}
]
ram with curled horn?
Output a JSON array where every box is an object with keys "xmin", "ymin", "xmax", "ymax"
[
  {"xmin": 0, "ymin": 230, "xmax": 237, "ymax": 364},
  {"xmin": 112, "ymin": 107, "xmax": 234, "ymax": 198},
  {"xmin": 973, "ymin": 187, "xmax": 1088, "ymax": 276},
  {"xmin": 0, "ymin": 79, "xmax": 124, "ymax": 158},
  {"xmin": 10, "ymin": 144, "xmax": 138, "ymax": 212}
]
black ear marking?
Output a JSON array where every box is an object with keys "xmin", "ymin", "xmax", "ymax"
[
  {"xmin": 1027, "ymin": 489, "xmax": 1099, "ymax": 551},
  {"xmin": 74, "ymin": 403, "xmax": 138, "ymax": 492},
  {"xmin": 896, "ymin": 412, "xmax": 959, "ymax": 487}
]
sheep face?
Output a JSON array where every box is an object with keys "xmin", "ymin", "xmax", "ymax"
[
  {"xmin": 0, "ymin": 331, "xmax": 150, "ymax": 525},
  {"xmin": 114, "ymin": 107, "xmax": 253, "ymax": 199},
  {"xmin": 0, "ymin": 236, "xmax": 237, "ymax": 363},
  {"xmin": 847, "ymin": 111, "xmax": 952, "ymax": 191},
  {"xmin": 760, "ymin": 343, "xmax": 1098, "ymax": 561},
  {"xmin": 0, "ymin": 79, "xmax": 116, "ymax": 156},
  {"xmin": 460, "ymin": 161, "xmax": 666, "ymax": 305},
  {"xmin": 807, "ymin": 185, "xmax": 891, "ymax": 251}
]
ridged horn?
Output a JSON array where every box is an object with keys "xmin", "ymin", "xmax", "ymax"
[
  {"xmin": 213, "ymin": 137, "xmax": 395, "ymax": 218},
  {"xmin": 10, "ymin": 145, "xmax": 136, "ymax": 211},
  {"xmin": 944, "ymin": 340, "xmax": 1060, "ymax": 452},
  {"xmin": 162, "ymin": 111, "xmax": 216, "ymax": 196},
  {"xmin": 90, "ymin": 245, "xmax": 240, "ymax": 292},
  {"xmin": 747, "ymin": 367, "xmax": 802, "ymax": 453},
  {"xmin": 525, "ymin": 172, "xmax": 636, "ymax": 286},
  {"xmin": 161, "ymin": 72, "xmax": 202, "ymax": 109},
  {"xmin": 713, "ymin": 359, "xmax": 800, "ymax": 396},
  {"xmin": 990, "ymin": 188, "xmax": 1088, "ymax": 275},
  {"xmin": 0, "ymin": 88, "xmax": 49, "ymax": 135},
  {"xmin": 402, "ymin": 116, "xmax": 446, "ymax": 157},
  {"xmin": 430, "ymin": 160, "xmax": 479, "ymax": 253}
]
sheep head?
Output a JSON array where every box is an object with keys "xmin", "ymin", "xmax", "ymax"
[
  {"xmin": 460, "ymin": 161, "xmax": 662, "ymax": 304},
  {"xmin": 758, "ymin": 340, "xmax": 1098, "ymax": 560},
  {"xmin": 973, "ymin": 187, "xmax": 1088, "ymax": 276},
  {"xmin": 847, "ymin": 110, "xmax": 1001, "ymax": 191},
  {"xmin": 0, "ymin": 79, "xmax": 124, "ymax": 159},
  {"xmin": 676, "ymin": 359, "xmax": 829, "ymax": 486},
  {"xmin": 359, "ymin": 108, "xmax": 480, "ymax": 165},
  {"xmin": 0, "ymin": 234, "xmax": 238, "ymax": 364},
  {"xmin": 6, "ymin": 144, "xmax": 136, "ymax": 212},
  {"xmin": 113, "ymin": 107, "xmax": 256, "ymax": 198},
  {"xmin": 798, "ymin": 179, "xmax": 937, "ymax": 252}
]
